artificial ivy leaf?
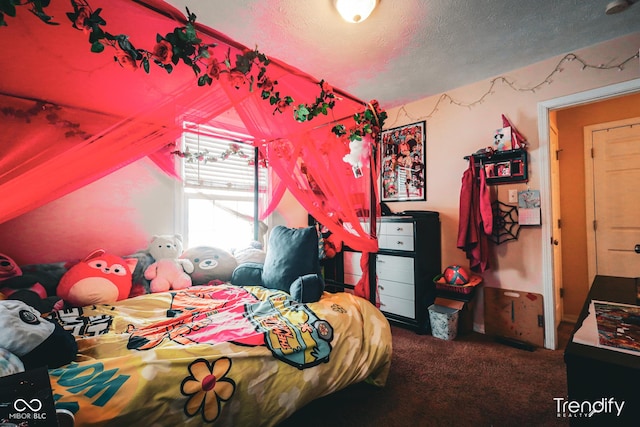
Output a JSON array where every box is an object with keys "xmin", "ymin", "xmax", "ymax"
[
  {"xmin": 186, "ymin": 24, "xmax": 197, "ymax": 41},
  {"xmin": 185, "ymin": 7, "xmax": 196, "ymax": 23},
  {"xmin": 197, "ymin": 75, "xmax": 208, "ymax": 86},
  {"xmin": 198, "ymin": 46, "xmax": 210, "ymax": 59},
  {"xmin": 116, "ymin": 35, "xmax": 133, "ymax": 52},
  {"xmin": 143, "ymin": 58, "xmax": 150, "ymax": 73},
  {"xmin": 0, "ymin": 15, "xmax": 6, "ymax": 27},
  {"xmin": 332, "ymin": 125, "xmax": 346, "ymax": 136},
  {"xmin": 31, "ymin": 8, "xmax": 58, "ymax": 25},
  {"xmin": 92, "ymin": 8, "xmax": 105, "ymax": 25},
  {"xmin": 364, "ymin": 109, "xmax": 374, "ymax": 120},
  {"xmin": 175, "ymin": 27, "xmax": 187, "ymax": 42},
  {"xmin": 235, "ymin": 54, "xmax": 251, "ymax": 74},
  {"xmin": 0, "ymin": 1, "xmax": 16, "ymax": 17},
  {"xmin": 165, "ymin": 64, "xmax": 173, "ymax": 74},
  {"xmin": 88, "ymin": 29, "xmax": 102, "ymax": 43},
  {"xmin": 295, "ymin": 105, "xmax": 310, "ymax": 122},
  {"xmin": 91, "ymin": 41, "xmax": 104, "ymax": 53}
]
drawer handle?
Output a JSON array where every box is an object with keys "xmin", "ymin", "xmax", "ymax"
[
  {"xmin": 379, "ymin": 285, "xmax": 385, "ymax": 290},
  {"xmin": 396, "ymin": 227, "xmax": 404, "ymax": 232},
  {"xmin": 396, "ymin": 241, "xmax": 403, "ymax": 245}
]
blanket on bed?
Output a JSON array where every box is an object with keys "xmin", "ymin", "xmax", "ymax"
[{"xmin": 48, "ymin": 284, "xmax": 392, "ymax": 426}]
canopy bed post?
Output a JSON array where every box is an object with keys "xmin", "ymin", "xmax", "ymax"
[
  {"xmin": 253, "ymin": 146, "xmax": 260, "ymax": 242},
  {"xmin": 368, "ymin": 135, "xmax": 378, "ymax": 305}
]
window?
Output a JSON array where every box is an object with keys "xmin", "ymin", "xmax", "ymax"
[{"xmin": 181, "ymin": 123, "xmax": 267, "ymax": 252}]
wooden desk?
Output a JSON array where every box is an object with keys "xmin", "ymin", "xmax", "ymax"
[{"xmin": 564, "ymin": 275, "xmax": 640, "ymax": 426}]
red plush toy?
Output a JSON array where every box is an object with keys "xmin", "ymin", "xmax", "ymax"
[
  {"xmin": 0, "ymin": 252, "xmax": 22, "ymax": 282},
  {"xmin": 57, "ymin": 249, "xmax": 137, "ymax": 307}
]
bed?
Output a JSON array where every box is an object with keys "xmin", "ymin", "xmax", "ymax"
[{"xmin": 47, "ymin": 282, "xmax": 392, "ymax": 426}]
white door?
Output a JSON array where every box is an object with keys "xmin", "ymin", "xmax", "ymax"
[
  {"xmin": 549, "ymin": 123, "xmax": 564, "ymax": 326},
  {"xmin": 585, "ymin": 119, "xmax": 640, "ymax": 279}
]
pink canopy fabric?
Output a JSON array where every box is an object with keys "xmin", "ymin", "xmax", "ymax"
[{"xmin": 0, "ymin": 0, "xmax": 381, "ymax": 299}]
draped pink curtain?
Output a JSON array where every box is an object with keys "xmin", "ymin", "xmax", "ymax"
[{"xmin": 0, "ymin": 0, "xmax": 380, "ymax": 297}]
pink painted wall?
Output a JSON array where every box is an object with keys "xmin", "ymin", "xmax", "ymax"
[{"xmin": 0, "ymin": 158, "xmax": 176, "ymax": 265}]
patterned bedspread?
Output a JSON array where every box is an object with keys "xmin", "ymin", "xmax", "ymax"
[{"xmin": 48, "ymin": 284, "xmax": 392, "ymax": 426}]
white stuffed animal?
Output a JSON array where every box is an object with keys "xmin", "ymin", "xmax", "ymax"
[{"xmin": 144, "ymin": 235, "xmax": 194, "ymax": 293}]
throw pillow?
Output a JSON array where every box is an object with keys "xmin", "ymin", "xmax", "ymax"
[
  {"xmin": 230, "ymin": 263, "xmax": 264, "ymax": 287},
  {"xmin": 261, "ymin": 225, "xmax": 323, "ymax": 293},
  {"xmin": 290, "ymin": 274, "xmax": 325, "ymax": 303}
]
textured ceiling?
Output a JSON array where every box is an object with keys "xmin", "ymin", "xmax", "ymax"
[{"xmin": 164, "ymin": 0, "xmax": 640, "ymax": 109}]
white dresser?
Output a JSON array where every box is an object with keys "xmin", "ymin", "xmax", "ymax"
[{"xmin": 342, "ymin": 212, "xmax": 441, "ymax": 333}]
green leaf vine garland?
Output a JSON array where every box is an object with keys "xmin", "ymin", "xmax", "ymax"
[{"xmin": 1, "ymin": 0, "xmax": 387, "ymax": 147}]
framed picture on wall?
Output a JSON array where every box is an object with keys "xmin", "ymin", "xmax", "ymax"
[{"xmin": 380, "ymin": 121, "xmax": 426, "ymax": 202}]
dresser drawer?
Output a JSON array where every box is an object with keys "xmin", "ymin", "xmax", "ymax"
[
  {"xmin": 379, "ymin": 221, "xmax": 413, "ymax": 237},
  {"xmin": 376, "ymin": 254, "xmax": 414, "ymax": 283},
  {"xmin": 378, "ymin": 279, "xmax": 414, "ymax": 300},
  {"xmin": 379, "ymin": 234, "xmax": 414, "ymax": 251},
  {"xmin": 379, "ymin": 293, "xmax": 415, "ymax": 318},
  {"xmin": 378, "ymin": 221, "xmax": 414, "ymax": 251}
]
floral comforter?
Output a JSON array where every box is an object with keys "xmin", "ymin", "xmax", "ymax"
[{"xmin": 48, "ymin": 284, "xmax": 392, "ymax": 426}]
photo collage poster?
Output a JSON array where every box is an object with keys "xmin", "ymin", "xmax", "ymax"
[{"xmin": 380, "ymin": 121, "xmax": 426, "ymax": 202}]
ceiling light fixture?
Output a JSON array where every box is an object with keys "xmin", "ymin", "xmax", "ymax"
[
  {"xmin": 605, "ymin": 0, "xmax": 635, "ymax": 15},
  {"xmin": 334, "ymin": 0, "xmax": 378, "ymax": 23}
]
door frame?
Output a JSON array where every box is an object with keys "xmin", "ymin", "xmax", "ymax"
[{"xmin": 537, "ymin": 78, "xmax": 640, "ymax": 350}]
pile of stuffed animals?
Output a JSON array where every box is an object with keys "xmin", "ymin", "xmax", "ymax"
[
  {"xmin": 0, "ymin": 227, "xmax": 340, "ymax": 374},
  {"xmin": 0, "ymin": 234, "xmax": 266, "ymax": 378},
  {"xmin": 1, "ymin": 234, "xmax": 257, "ymax": 310}
]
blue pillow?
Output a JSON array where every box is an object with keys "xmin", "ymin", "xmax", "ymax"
[
  {"xmin": 261, "ymin": 226, "xmax": 323, "ymax": 293},
  {"xmin": 231, "ymin": 263, "xmax": 264, "ymax": 287},
  {"xmin": 290, "ymin": 274, "xmax": 325, "ymax": 303}
]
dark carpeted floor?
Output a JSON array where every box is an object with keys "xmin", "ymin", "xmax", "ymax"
[{"xmin": 279, "ymin": 322, "xmax": 574, "ymax": 427}]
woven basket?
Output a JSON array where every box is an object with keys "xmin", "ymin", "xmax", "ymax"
[{"xmin": 433, "ymin": 274, "xmax": 482, "ymax": 295}]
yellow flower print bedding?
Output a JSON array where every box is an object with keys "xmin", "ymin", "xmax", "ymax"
[{"xmin": 48, "ymin": 284, "xmax": 392, "ymax": 426}]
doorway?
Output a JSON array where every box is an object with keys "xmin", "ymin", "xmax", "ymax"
[{"xmin": 537, "ymin": 78, "xmax": 640, "ymax": 350}]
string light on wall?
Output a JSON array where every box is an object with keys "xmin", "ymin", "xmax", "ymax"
[
  {"xmin": 387, "ymin": 51, "xmax": 640, "ymax": 127},
  {"xmin": 334, "ymin": 0, "xmax": 378, "ymax": 23}
]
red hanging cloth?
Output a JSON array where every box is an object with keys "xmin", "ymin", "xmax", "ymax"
[{"xmin": 457, "ymin": 156, "xmax": 493, "ymax": 272}]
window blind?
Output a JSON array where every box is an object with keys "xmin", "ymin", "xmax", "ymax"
[{"xmin": 182, "ymin": 125, "xmax": 265, "ymax": 193}]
